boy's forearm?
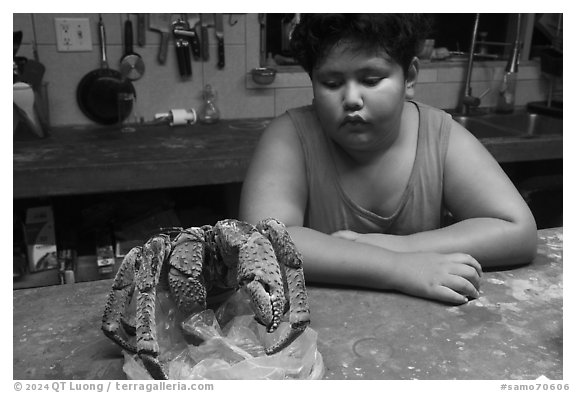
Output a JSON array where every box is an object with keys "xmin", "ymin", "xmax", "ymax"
[
  {"xmin": 286, "ymin": 224, "xmax": 486, "ymax": 304},
  {"xmin": 362, "ymin": 218, "xmax": 537, "ymax": 268},
  {"xmin": 285, "ymin": 226, "xmax": 401, "ymax": 290}
]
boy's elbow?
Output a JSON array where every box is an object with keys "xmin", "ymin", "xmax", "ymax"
[{"xmin": 511, "ymin": 215, "xmax": 538, "ymax": 266}]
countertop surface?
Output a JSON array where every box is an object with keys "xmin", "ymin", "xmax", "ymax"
[
  {"xmin": 13, "ymin": 116, "xmax": 561, "ymax": 199},
  {"xmin": 13, "ymin": 227, "xmax": 563, "ymax": 380},
  {"xmin": 13, "ymin": 120, "xmax": 270, "ymax": 199}
]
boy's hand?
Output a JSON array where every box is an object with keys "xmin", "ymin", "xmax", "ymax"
[{"xmin": 393, "ymin": 252, "xmax": 482, "ymax": 305}]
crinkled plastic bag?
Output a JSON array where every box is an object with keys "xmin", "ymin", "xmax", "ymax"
[{"xmin": 122, "ymin": 289, "xmax": 324, "ymax": 380}]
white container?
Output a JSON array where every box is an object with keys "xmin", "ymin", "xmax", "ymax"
[{"xmin": 24, "ymin": 206, "xmax": 57, "ymax": 272}]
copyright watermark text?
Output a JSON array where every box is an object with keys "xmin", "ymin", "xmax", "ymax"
[
  {"xmin": 13, "ymin": 382, "xmax": 215, "ymax": 393},
  {"xmin": 500, "ymin": 384, "xmax": 570, "ymax": 391}
]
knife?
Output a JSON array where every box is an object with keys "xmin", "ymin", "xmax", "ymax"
[
  {"xmin": 199, "ymin": 14, "xmax": 209, "ymax": 61},
  {"xmin": 214, "ymin": 14, "xmax": 225, "ymax": 69},
  {"xmin": 186, "ymin": 14, "xmax": 201, "ymax": 61}
]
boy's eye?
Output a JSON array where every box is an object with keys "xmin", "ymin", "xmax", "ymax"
[
  {"xmin": 321, "ymin": 80, "xmax": 342, "ymax": 89},
  {"xmin": 362, "ymin": 77, "xmax": 384, "ymax": 86}
]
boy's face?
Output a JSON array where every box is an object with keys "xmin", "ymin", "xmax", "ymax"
[{"xmin": 311, "ymin": 41, "xmax": 414, "ymax": 152}]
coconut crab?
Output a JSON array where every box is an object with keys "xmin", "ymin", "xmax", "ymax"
[{"xmin": 101, "ymin": 218, "xmax": 310, "ymax": 380}]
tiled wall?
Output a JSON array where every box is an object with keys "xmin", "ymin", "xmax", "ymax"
[{"xmin": 14, "ymin": 13, "xmax": 551, "ymax": 127}]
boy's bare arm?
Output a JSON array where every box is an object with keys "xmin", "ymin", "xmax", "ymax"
[
  {"xmin": 333, "ymin": 218, "xmax": 534, "ymax": 268},
  {"xmin": 286, "ymin": 226, "xmax": 482, "ymax": 305}
]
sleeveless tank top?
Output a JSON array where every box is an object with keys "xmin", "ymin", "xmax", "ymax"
[{"xmin": 286, "ymin": 101, "xmax": 452, "ymax": 235}]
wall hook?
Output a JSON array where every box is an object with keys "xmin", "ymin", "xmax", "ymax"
[{"xmin": 228, "ymin": 14, "xmax": 238, "ymax": 26}]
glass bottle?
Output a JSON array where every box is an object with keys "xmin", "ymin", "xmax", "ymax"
[
  {"xmin": 199, "ymin": 84, "xmax": 220, "ymax": 124},
  {"xmin": 495, "ymin": 71, "xmax": 517, "ymax": 114}
]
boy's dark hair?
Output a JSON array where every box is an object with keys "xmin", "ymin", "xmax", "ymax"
[{"xmin": 290, "ymin": 14, "xmax": 432, "ymax": 76}]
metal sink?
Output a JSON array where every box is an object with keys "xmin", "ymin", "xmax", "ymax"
[
  {"xmin": 452, "ymin": 115, "xmax": 520, "ymax": 138},
  {"xmin": 477, "ymin": 112, "xmax": 563, "ymax": 136},
  {"xmin": 450, "ymin": 110, "xmax": 563, "ymax": 139}
]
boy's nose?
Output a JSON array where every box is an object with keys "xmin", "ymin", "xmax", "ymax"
[{"xmin": 343, "ymin": 83, "xmax": 363, "ymax": 111}]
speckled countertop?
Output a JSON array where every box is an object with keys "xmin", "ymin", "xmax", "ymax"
[
  {"xmin": 315, "ymin": 228, "xmax": 563, "ymax": 380},
  {"xmin": 13, "ymin": 228, "xmax": 562, "ymax": 380}
]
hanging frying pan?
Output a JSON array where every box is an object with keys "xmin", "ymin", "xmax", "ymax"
[
  {"xmin": 77, "ymin": 16, "xmax": 135, "ymax": 125},
  {"xmin": 119, "ymin": 18, "xmax": 145, "ymax": 81}
]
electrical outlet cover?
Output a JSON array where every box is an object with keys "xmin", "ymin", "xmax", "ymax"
[{"xmin": 55, "ymin": 18, "xmax": 93, "ymax": 52}]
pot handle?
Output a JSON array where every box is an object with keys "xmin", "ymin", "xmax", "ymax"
[{"xmin": 98, "ymin": 15, "xmax": 109, "ymax": 69}]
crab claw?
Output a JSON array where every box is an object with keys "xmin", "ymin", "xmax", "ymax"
[
  {"xmin": 243, "ymin": 280, "xmax": 284, "ymax": 332},
  {"xmin": 237, "ymin": 232, "xmax": 286, "ymax": 333},
  {"xmin": 257, "ymin": 218, "xmax": 311, "ymax": 354}
]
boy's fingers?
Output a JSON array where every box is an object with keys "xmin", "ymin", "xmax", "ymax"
[
  {"xmin": 450, "ymin": 263, "xmax": 482, "ymax": 289},
  {"xmin": 434, "ymin": 286, "xmax": 469, "ymax": 305},
  {"xmin": 445, "ymin": 274, "xmax": 480, "ymax": 299},
  {"xmin": 453, "ymin": 253, "xmax": 483, "ymax": 277}
]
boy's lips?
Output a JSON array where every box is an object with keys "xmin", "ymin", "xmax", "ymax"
[{"xmin": 341, "ymin": 115, "xmax": 368, "ymax": 126}]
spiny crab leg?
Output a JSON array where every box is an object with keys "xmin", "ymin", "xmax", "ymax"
[
  {"xmin": 238, "ymin": 232, "xmax": 286, "ymax": 331},
  {"xmin": 167, "ymin": 228, "xmax": 207, "ymax": 315},
  {"xmin": 102, "ymin": 247, "xmax": 140, "ymax": 353},
  {"xmin": 135, "ymin": 234, "xmax": 172, "ymax": 380},
  {"xmin": 257, "ymin": 218, "xmax": 311, "ymax": 355},
  {"xmin": 214, "ymin": 219, "xmax": 286, "ymax": 333}
]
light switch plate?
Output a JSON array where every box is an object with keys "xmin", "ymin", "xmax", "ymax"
[{"xmin": 55, "ymin": 18, "xmax": 93, "ymax": 52}]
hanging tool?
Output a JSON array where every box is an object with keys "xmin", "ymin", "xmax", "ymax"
[
  {"xmin": 258, "ymin": 14, "xmax": 267, "ymax": 66},
  {"xmin": 214, "ymin": 14, "xmax": 225, "ymax": 69},
  {"xmin": 172, "ymin": 17, "xmax": 192, "ymax": 78},
  {"xmin": 76, "ymin": 15, "xmax": 135, "ymax": 125},
  {"xmin": 199, "ymin": 14, "xmax": 210, "ymax": 61},
  {"xmin": 120, "ymin": 18, "xmax": 145, "ymax": 81},
  {"xmin": 173, "ymin": 14, "xmax": 201, "ymax": 61},
  {"xmin": 136, "ymin": 14, "xmax": 146, "ymax": 47},
  {"xmin": 149, "ymin": 13, "xmax": 172, "ymax": 64},
  {"xmin": 187, "ymin": 14, "xmax": 201, "ymax": 61}
]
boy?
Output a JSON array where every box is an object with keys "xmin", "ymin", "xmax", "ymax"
[{"xmin": 240, "ymin": 14, "xmax": 537, "ymax": 304}]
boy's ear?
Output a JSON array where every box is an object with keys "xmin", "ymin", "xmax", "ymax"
[{"xmin": 405, "ymin": 57, "xmax": 419, "ymax": 99}]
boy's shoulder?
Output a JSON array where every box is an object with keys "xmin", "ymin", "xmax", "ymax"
[
  {"xmin": 412, "ymin": 100, "xmax": 454, "ymax": 129},
  {"xmin": 412, "ymin": 100, "xmax": 450, "ymax": 118},
  {"xmin": 286, "ymin": 104, "xmax": 315, "ymax": 117},
  {"xmin": 283, "ymin": 104, "xmax": 319, "ymax": 129},
  {"xmin": 264, "ymin": 105, "xmax": 315, "ymax": 138}
]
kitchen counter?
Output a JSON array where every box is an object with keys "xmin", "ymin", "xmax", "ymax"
[
  {"xmin": 13, "ymin": 120, "xmax": 270, "ymax": 199},
  {"xmin": 13, "ymin": 227, "xmax": 563, "ymax": 380},
  {"xmin": 13, "ymin": 117, "xmax": 562, "ymax": 199}
]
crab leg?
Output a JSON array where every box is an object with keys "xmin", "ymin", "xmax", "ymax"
[
  {"xmin": 214, "ymin": 220, "xmax": 286, "ymax": 332},
  {"xmin": 167, "ymin": 228, "xmax": 207, "ymax": 315},
  {"xmin": 257, "ymin": 218, "xmax": 310, "ymax": 354},
  {"xmin": 102, "ymin": 246, "xmax": 140, "ymax": 353},
  {"xmin": 237, "ymin": 232, "xmax": 286, "ymax": 330},
  {"xmin": 135, "ymin": 235, "xmax": 171, "ymax": 380}
]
